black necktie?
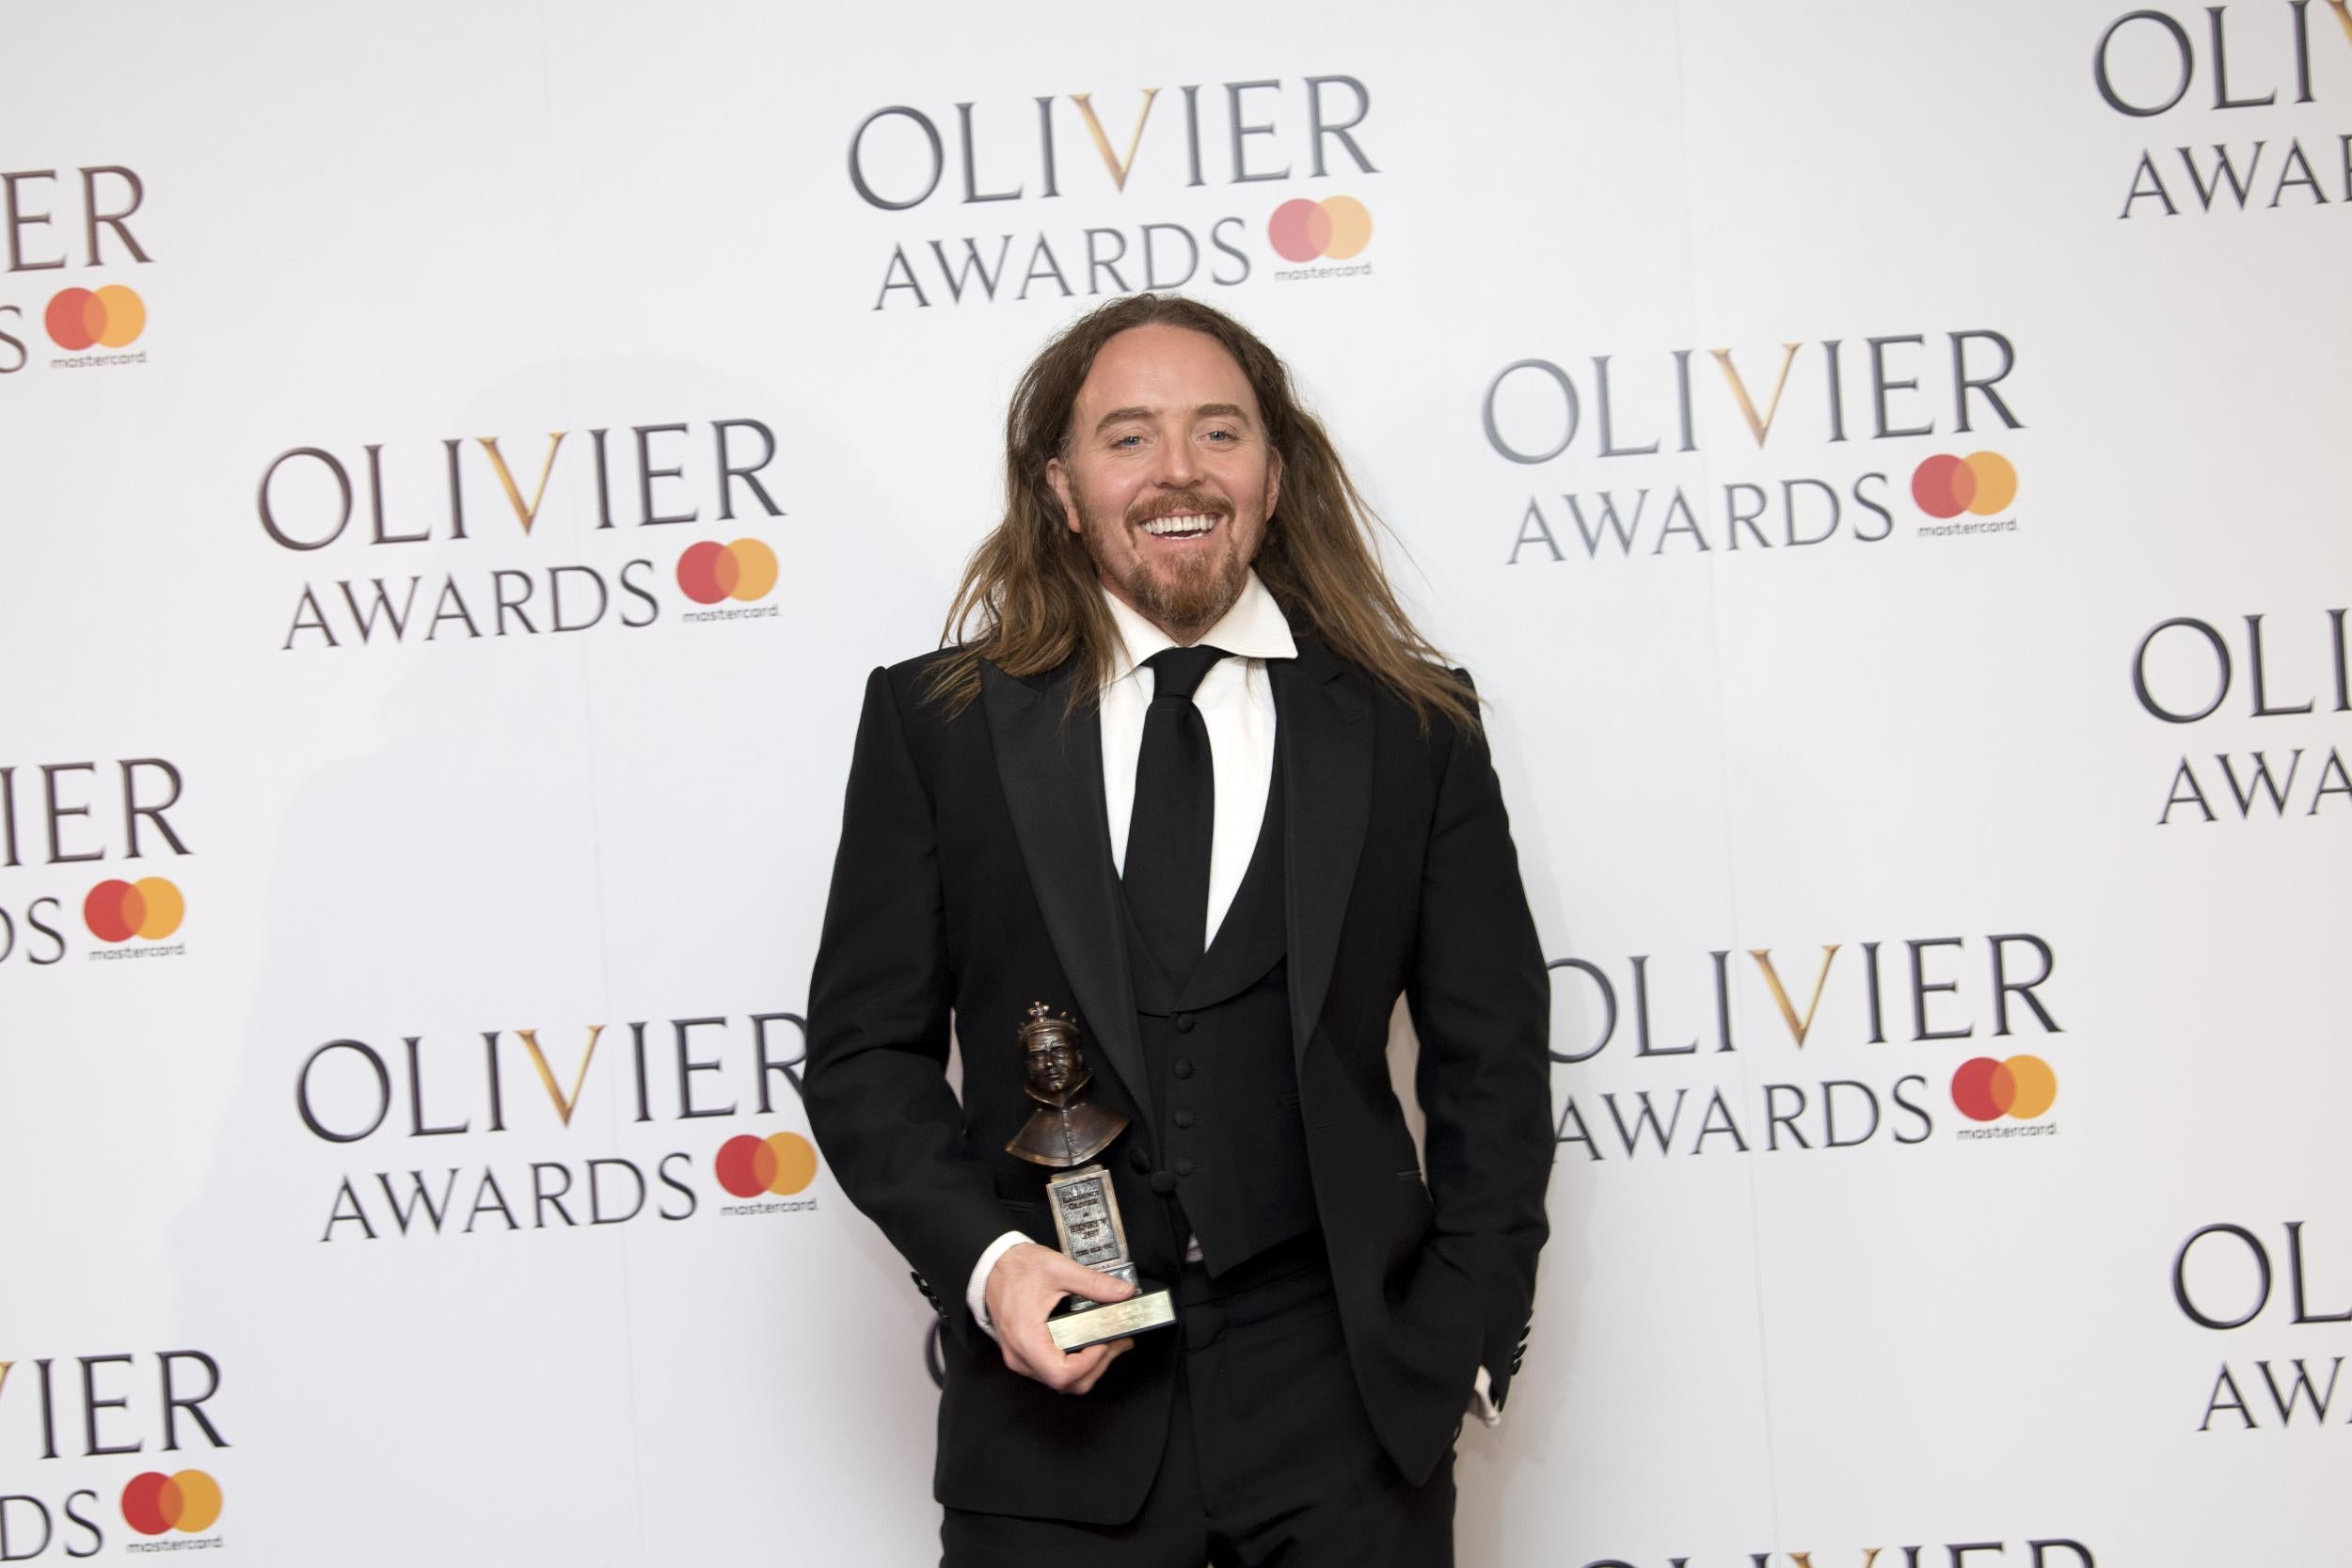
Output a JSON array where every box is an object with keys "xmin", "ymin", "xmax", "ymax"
[{"xmin": 1124, "ymin": 644, "xmax": 1229, "ymax": 982}]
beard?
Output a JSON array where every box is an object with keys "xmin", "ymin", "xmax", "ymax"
[{"xmin": 1075, "ymin": 487, "xmax": 1254, "ymax": 638}]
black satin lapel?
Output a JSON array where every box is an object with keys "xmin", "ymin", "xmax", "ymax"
[
  {"xmin": 1274, "ymin": 644, "xmax": 1373, "ymax": 1069},
  {"xmin": 979, "ymin": 661, "xmax": 1152, "ymax": 1129}
]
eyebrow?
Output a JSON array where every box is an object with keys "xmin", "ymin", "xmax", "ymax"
[{"xmin": 1091, "ymin": 402, "xmax": 1255, "ymax": 435}]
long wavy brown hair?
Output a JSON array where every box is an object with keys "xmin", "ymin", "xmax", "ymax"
[{"xmin": 924, "ymin": 293, "xmax": 1478, "ymax": 735}]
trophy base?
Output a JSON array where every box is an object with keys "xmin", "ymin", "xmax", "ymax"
[{"xmin": 1048, "ymin": 1286, "xmax": 1176, "ymax": 1352}]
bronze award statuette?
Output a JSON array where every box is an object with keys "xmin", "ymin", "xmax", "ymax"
[{"xmin": 1004, "ymin": 1004, "xmax": 1176, "ymax": 1353}]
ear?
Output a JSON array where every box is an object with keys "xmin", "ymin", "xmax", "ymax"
[
  {"xmin": 1046, "ymin": 455, "xmax": 1081, "ymax": 534},
  {"xmin": 1263, "ymin": 446, "xmax": 1283, "ymax": 521}
]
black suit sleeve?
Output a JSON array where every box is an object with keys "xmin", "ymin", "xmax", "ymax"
[
  {"xmin": 804, "ymin": 666, "xmax": 1008, "ymax": 1338},
  {"xmin": 1406, "ymin": 680, "xmax": 1553, "ymax": 1409}
]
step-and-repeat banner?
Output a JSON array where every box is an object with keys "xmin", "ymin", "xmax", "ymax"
[{"xmin": 5, "ymin": 2, "xmax": 2345, "ymax": 1562}]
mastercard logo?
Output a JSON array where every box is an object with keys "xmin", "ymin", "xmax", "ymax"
[
  {"xmin": 1267, "ymin": 196, "xmax": 1373, "ymax": 263},
  {"xmin": 1951, "ymin": 1054, "xmax": 2058, "ymax": 1123},
  {"xmin": 715, "ymin": 1131, "xmax": 818, "ymax": 1198},
  {"xmin": 45, "ymin": 284, "xmax": 147, "ymax": 351},
  {"xmin": 121, "ymin": 1470, "xmax": 222, "ymax": 1536},
  {"xmin": 1911, "ymin": 451, "xmax": 2018, "ymax": 519},
  {"xmin": 677, "ymin": 539, "xmax": 779, "ymax": 606},
  {"xmin": 84, "ymin": 877, "xmax": 184, "ymax": 942}
]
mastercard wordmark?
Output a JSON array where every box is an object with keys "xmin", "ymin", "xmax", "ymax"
[
  {"xmin": 1951, "ymin": 1054, "xmax": 2058, "ymax": 1122},
  {"xmin": 1911, "ymin": 451, "xmax": 2018, "ymax": 519},
  {"xmin": 45, "ymin": 284, "xmax": 147, "ymax": 351},
  {"xmin": 677, "ymin": 539, "xmax": 780, "ymax": 605},
  {"xmin": 715, "ymin": 1131, "xmax": 818, "ymax": 1198},
  {"xmin": 1267, "ymin": 197, "xmax": 1374, "ymax": 263},
  {"xmin": 84, "ymin": 877, "xmax": 184, "ymax": 942},
  {"xmin": 121, "ymin": 1470, "xmax": 223, "ymax": 1536}
]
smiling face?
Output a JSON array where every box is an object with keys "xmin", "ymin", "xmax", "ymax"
[{"xmin": 1046, "ymin": 324, "xmax": 1282, "ymax": 643}]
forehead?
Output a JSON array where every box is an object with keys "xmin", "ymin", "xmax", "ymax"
[{"xmin": 1076, "ymin": 324, "xmax": 1262, "ymax": 421}]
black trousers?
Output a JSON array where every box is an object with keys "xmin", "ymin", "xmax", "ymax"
[{"xmin": 941, "ymin": 1237, "xmax": 1455, "ymax": 1568}]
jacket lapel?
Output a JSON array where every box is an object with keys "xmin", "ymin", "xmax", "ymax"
[
  {"xmin": 1272, "ymin": 635, "xmax": 1374, "ymax": 1069},
  {"xmin": 979, "ymin": 659, "xmax": 1152, "ymax": 1130}
]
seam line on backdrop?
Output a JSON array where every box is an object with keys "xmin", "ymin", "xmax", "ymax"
[
  {"xmin": 531, "ymin": 2, "xmax": 653, "ymax": 1560},
  {"xmin": 1669, "ymin": 0, "xmax": 1788, "ymax": 1544}
]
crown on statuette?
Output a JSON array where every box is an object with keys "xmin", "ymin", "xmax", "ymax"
[{"xmin": 1019, "ymin": 1002, "xmax": 1083, "ymax": 1053}]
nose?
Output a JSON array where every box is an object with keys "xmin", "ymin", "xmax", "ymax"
[{"xmin": 1150, "ymin": 436, "xmax": 1199, "ymax": 489}]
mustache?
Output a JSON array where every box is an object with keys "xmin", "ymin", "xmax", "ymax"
[{"xmin": 1125, "ymin": 491, "xmax": 1233, "ymax": 527}]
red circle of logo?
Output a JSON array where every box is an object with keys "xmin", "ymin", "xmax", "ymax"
[
  {"xmin": 120, "ymin": 1472, "xmax": 172, "ymax": 1536},
  {"xmin": 46, "ymin": 288, "xmax": 101, "ymax": 351},
  {"xmin": 714, "ymin": 1132, "xmax": 768, "ymax": 1197}
]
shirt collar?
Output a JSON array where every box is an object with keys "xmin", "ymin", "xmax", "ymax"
[{"xmin": 1102, "ymin": 569, "xmax": 1297, "ymax": 683}]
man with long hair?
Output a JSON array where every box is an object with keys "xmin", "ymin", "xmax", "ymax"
[{"xmin": 807, "ymin": 293, "xmax": 1551, "ymax": 1566}]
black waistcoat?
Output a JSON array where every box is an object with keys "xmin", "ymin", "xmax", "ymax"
[{"xmin": 1122, "ymin": 755, "xmax": 1317, "ymax": 1276}]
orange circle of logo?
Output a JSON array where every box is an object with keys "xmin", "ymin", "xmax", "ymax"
[
  {"xmin": 121, "ymin": 1470, "xmax": 222, "ymax": 1536},
  {"xmin": 676, "ymin": 538, "xmax": 780, "ymax": 605},
  {"xmin": 1910, "ymin": 451, "xmax": 2017, "ymax": 519},
  {"xmin": 44, "ymin": 284, "xmax": 146, "ymax": 351},
  {"xmin": 1951, "ymin": 1054, "xmax": 2058, "ymax": 1121},
  {"xmin": 715, "ymin": 1131, "xmax": 818, "ymax": 1197},
  {"xmin": 1267, "ymin": 196, "xmax": 1374, "ymax": 262},
  {"xmin": 84, "ymin": 877, "xmax": 184, "ymax": 942}
]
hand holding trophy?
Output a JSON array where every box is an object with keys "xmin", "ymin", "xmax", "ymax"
[{"xmin": 1005, "ymin": 1004, "xmax": 1177, "ymax": 1352}]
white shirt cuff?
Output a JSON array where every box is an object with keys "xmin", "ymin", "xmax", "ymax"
[
  {"xmin": 1469, "ymin": 1363, "xmax": 1503, "ymax": 1429},
  {"xmin": 966, "ymin": 1230, "xmax": 1031, "ymax": 1342}
]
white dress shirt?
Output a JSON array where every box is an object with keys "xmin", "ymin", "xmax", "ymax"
[
  {"xmin": 963, "ymin": 572, "xmax": 1501, "ymax": 1425},
  {"xmin": 1096, "ymin": 570, "xmax": 1295, "ymax": 942}
]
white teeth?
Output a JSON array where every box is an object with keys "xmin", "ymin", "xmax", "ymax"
[{"xmin": 1141, "ymin": 515, "xmax": 1217, "ymax": 536}]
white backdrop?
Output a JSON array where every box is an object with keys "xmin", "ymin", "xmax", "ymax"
[{"xmin": 4, "ymin": 2, "xmax": 2347, "ymax": 1562}]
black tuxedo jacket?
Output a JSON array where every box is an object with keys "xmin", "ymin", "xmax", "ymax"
[{"xmin": 805, "ymin": 632, "xmax": 1551, "ymax": 1523}]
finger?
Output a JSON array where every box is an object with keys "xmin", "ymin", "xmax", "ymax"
[
  {"xmin": 1009, "ymin": 1311, "xmax": 1092, "ymax": 1389},
  {"xmin": 1070, "ymin": 1337, "xmax": 1136, "ymax": 1396},
  {"xmin": 1041, "ymin": 1340, "xmax": 1107, "ymax": 1393},
  {"xmin": 1041, "ymin": 1259, "xmax": 1136, "ymax": 1301}
]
